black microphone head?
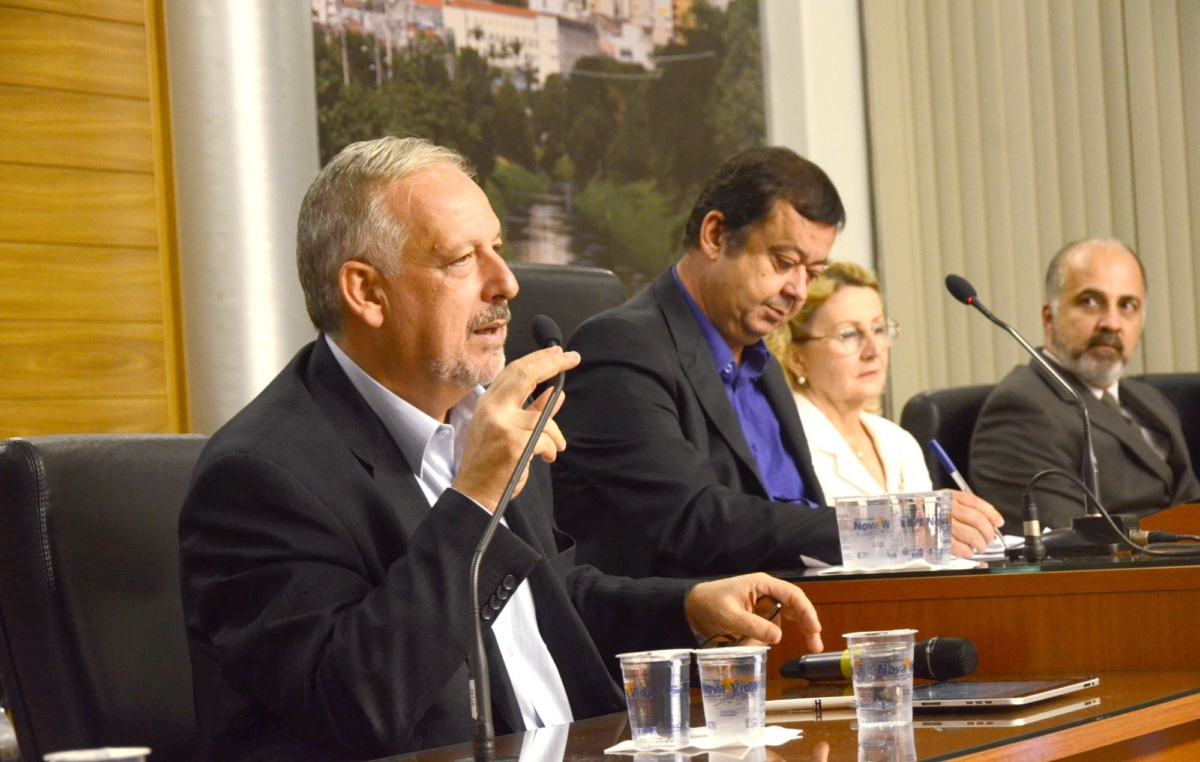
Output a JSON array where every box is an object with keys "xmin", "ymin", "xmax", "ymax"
[
  {"xmin": 917, "ymin": 637, "xmax": 978, "ymax": 681},
  {"xmin": 945, "ymin": 274, "xmax": 977, "ymax": 305},
  {"xmin": 531, "ymin": 315, "xmax": 563, "ymax": 348}
]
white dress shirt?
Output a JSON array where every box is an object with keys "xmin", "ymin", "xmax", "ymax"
[{"xmin": 327, "ymin": 336, "xmax": 573, "ymax": 729}]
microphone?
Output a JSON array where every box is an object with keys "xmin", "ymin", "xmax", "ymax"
[
  {"xmin": 467, "ymin": 315, "xmax": 567, "ymax": 762},
  {"xmin": 944, "ymin": 275, "xmax": 1101, "ymax": 514},
  {"xmin": 781, "ymin": 637, "xmax": 978, "ymax": 682},
  {"xmin": 531, "ymin": 314, "xmax": 562, "ymax": 348}
]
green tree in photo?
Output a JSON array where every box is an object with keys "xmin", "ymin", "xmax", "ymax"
[{"xmin": 493, "ymin": 77, "xmax": 536, "ymax": 170}]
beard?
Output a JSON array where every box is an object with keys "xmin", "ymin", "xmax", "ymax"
[
  {"xmin": 429, "ymin": 303, "xmax": 511, "ymax": 389},
  {"xmin": 1051, "ymin": 329, "xmax": 1127, "ymax": 388}
]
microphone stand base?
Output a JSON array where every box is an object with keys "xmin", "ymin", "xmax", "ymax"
[{"xmin": 1038, "ymin": 527, "xmax": 1120, "ymax": 558}]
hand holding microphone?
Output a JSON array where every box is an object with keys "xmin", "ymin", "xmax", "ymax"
[{"xmin": 453, "ymin": 318, "xmax": 579, "ymax": 511}]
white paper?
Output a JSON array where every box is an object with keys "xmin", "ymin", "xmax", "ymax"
[
  {"xmin": 816, "ymin": 557, "xmax": 979, "ymax": 575},
  {"xmin": 603, "ymin": 725, "xmax": 802, "ymax": 755}
]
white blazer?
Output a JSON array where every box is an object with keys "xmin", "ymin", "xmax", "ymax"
[{"xmin": 793, "ymin": 391, "xmax": 933, "ymax": 505}]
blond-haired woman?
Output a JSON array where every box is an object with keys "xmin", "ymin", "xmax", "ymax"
[{"xmin": 769, "ymin": 263, "xmax": 1001, "ymax": 554}]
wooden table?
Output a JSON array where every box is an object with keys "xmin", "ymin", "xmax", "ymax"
[
  {"xmin": 380, "ymin": 671, "xmax": 1200, "ymax": 762},
  {"xmin": 769, "ymin": 504, "xmax": 1200, "ymax": 678}
]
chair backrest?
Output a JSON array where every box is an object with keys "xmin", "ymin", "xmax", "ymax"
[
  {"xmin": 1135, "ymin": 373, "xmax": 1200, "ymax": 468},
  {"xmin": 0, "ymin": 434, "xmax": 208, "ymax": 761},
  {"xmin": 899, "ymin": 385, "xmax": 996, "ymax": 487},
  {"xmin": 506, "ymin": 262, "xmax": 626, "ymax": 360}
]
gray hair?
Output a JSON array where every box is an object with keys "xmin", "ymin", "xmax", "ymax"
[
  {"xmin": 297, "ymin": 136, "xmax": 474, "ymax": 333},
  {"xmin": 1044, "ymin": 237, "xmax": 1145, "ymax": 315}
]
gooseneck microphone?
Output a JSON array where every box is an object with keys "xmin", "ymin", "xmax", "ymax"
[
  {"xmin": 944, "ymin": 275, "xmax": 1101, "ymax": 512},
  {"xmin": 780, "ymin": 637, "xmax": 978, "ymax": 682},
  {"xmin": 467, "ymin": 315, "xmax": 566, "ymax": 762}
]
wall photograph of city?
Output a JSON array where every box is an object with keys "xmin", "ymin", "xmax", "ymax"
[{"xmin": 312, "ymin": 0, "xmax": 765, "ymax": 292}]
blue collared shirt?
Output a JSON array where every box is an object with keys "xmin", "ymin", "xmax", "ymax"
[{"xmin": 671, "ymin": 267, "xmax": 815, "ymax": 506}]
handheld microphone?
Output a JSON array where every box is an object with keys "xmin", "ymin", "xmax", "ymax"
[
  {"xmin": 780, "ymin": 637, "xmax": 978, "ymax": 682},
  {"xmin": 467, "ymin": 315, "xmax": 567, "ymax": 762},
  {"xmin": 944, "ymin": 274, "xmax": 1101, "ymax": 512}
]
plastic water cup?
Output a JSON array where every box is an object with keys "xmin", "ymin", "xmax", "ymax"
[
  {"xmin": 895, "ymin": 491, "xmax": 953, "ymax": 566},
  {"xmin": 844, "ymin": 630, "xmax": 917, "ymax": 727},
  {"xmin": 835, "ymin": 496, "xmax": 899, "ymax": 569},
  {"xmin": 695, "ymin": 646, "xmax": 768, "ymax": 747},
  {"xmin": 43, "ymin": 750, "xmax": 151, "ymax": 762},
  {"xmin": 618, "ymin": 649, "xmax": 692, "ymax": 749},
  {"xmin": 858, "ymin": 722, "xmax": 917, "ymax": 762}
]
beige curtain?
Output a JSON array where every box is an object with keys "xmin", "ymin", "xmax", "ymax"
[{"xmin": 861, "ymin": 0, "xmax": 1200, "ymax": 414}]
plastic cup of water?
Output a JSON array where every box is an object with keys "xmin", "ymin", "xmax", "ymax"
[
  {"xmin": 894, "ymin": 491, "xmax": 953, "ymax": 566},
  {"xmin": 618, "ymin": 649, "xmax": 692, "ymax": 749},
  {"xmin": 695, "ymin": 646, "xmax": 768, "ymax": 747},
  {"xmin": 844, "ymin": 629, "xmax": 917, "ymax": 727},
  {"xmin": 835, "ymin": 496, "xmax": 899, "ymax": 569}
]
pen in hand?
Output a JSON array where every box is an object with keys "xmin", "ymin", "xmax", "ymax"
[{"xmin": 929, "ymin": 439, "xmax": 1006, "ymax": 554}]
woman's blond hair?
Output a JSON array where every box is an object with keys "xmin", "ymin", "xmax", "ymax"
[{"xmin": 766, "ymin": 261, "xmax": 881, "ymax": 391}]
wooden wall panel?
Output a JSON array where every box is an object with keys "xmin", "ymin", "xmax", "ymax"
[
  {"xmin": 0, "ymin": 323, "xmax": 166, "ymax": 398},
  {"xmin": 0, "ymin": 0, "xmax": 184, "ymax": 437},
  {"xmin": 0, "ymin": 0, "xmax": 146, "ymax": 25},
  {"xmin": 0, "ymin": 243, "xmax": 161, "ymax": 322},
  {"xmin": 0, "ymin": 164, "xmax": 157, "ymax": 248},
  {"xmin": 0, "ymin": 399, "xmax": 169, "ymax": 437},
  {"xmin": 0, "ymin": 84, "xmax": 153, "ymax": 171},
  {"xmin": 0, "ymin": 7, "xmax": 148, "ymax": 97}
]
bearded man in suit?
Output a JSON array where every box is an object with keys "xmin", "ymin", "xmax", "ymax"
[
  {"xmin": 179, "ymin": 137, "xmax": 824, "ymax": 761},
  {"xmin": 971, "ymin": 238, "xmax": 1200, "ymax": 532}
]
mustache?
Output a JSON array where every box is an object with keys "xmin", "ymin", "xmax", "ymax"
[
  {"xmin": 468, "ymin": 303, "xmax": 511, "ymax": 332},
  {"xmin": 1086, "ymin": 332, "xmax": 1124, "ymax": 354}
]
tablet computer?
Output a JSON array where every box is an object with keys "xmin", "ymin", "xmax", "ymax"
[
  {"xmin": 913, "ymin": 697, "xmax": 1101, "ymax": 727},
  {"xmin": 912, "ymin": 677, "xmax": 1099, "ymax": 708}
]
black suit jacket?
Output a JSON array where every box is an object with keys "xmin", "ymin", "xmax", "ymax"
[
  {"xmin": 552, "ymin": 269, "xmax": 840, "ymax": 578},
  {"xmin": 179, "ymin": 337, "xmax": 695, "ymax": 761},
  {"xmin": 970, "ymin": 357, "xmax": 1200, "ymax": 533}
]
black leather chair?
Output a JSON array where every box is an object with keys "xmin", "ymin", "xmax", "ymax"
[
  {"xmin": 1136, "ymin": 373, "xmax": 1200, "ymax": 468},
  {"xmin": 899, "ymin": 385, "xmax": 996, "ymax": 488},
  {"xmin": 0, "ymin": 434, "xmax": 208, "ymax": 761},
  {"xmin": 507, "ymin": 262, "xmax": 626, "ymax": 359}
]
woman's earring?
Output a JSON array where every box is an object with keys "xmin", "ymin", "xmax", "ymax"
[{"xmin": 798, "ymin": 376, "xmax": 807, "ymax": 387}]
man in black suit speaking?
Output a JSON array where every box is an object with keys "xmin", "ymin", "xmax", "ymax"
[
  {"xmin": 179, "ymin": 137, "xmax": 824, "ymax": 761},
  {"xmin": 971, "ymin": 238, "xmax": 1200, "ymax": 532},
  {"xmin": 552, "ymin": 147, "xmax": 1000, "ymax": 578}
]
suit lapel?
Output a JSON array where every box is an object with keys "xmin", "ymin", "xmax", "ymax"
[
  {"xmin": 1030, "ymin": 357, "xmax": 1174, "ymax": 485},
  {"xmin": 1113, "ymin": 383, "xmax": 1176, "ymax": 483},
  {"xmin": 304, "ymin": 336, "xmax": 432, "ymax": 532},
  {"xmin": 652, "ymin": 272, "xmax": 766, "ymax": 490}
]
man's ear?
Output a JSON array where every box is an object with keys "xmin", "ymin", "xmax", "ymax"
[
  {"xmin": 1041, "ymin": 302, "xmax": 1054, "ymax": 339},
  {"xmin": 696, "ymin": 210, "xmax": 727, "ymax": 261},
  {"xmin": 340, "ymin": 260, "xmax": 386, "ymax": 329}
]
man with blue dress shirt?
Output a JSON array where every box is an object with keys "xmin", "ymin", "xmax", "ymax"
[{"xmin": 552, "ymin": 147, "xmax": 1000, "ymax": 577}]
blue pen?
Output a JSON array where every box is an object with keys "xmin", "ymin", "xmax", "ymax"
[
  {"xmin": 929, "ymin": 439, "xmax": 972, "ymax": 494},
  {"xmin": 930, "ymin": 440, "xmax": 1008, "ymax": 554}
]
